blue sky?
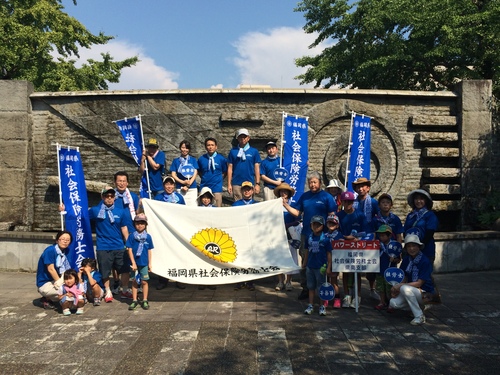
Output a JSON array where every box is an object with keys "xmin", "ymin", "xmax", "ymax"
[{"xmin": 60, "ymin": 1, "xmax": 331, "ymax": 90}]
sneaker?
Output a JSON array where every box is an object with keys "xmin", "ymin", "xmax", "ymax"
[
  {"xmin": 298, "ymin": 289, "xmax": 309, "ymax": 300},
  {"xmin": 275, "ymin": 282, "xmax": 284, "ymax": 291},
  {"xmin": 62, "ymin": 308, "xmax": 71, "ymax": 316},
  {"xmin": 285, "ymin": 282, "xmax": 293, "ymax": 291},
  {"xmin": 246, "ymin": 282, "xmax": 255, "ymax": 291},
  {"xmin": 128, "ymin": 300, "xmax": 139, "ymax": 311},
  {"xmin": 304, "ymin": 304, "xmax": 313, "ymax": 315},
  {"xmin": 76, "ymin": 307, "xmax": 84, "ymax": 315},
  {"xmin": 142, "ymin": 300, "xmax": 150, "ymax": 310},
  {"xmin": 41, "ymin": 297, "xmax": 55, "ymax": 310},
  {"xmin": 319, "ymin": 305, "xmax": 327, "ymax": 316},
  {"xmin": 234, "ymin": 283, "xmax": 245, "ymax": 290},
  {"xmin": 120, "ymin": 289, "xmax": 133, "ymax": 299},
  {"xmin": 370, "ymin": 289, "xmax": 381, "ymax": 301},
  {"xmin": 342, "ymin": 295, "xmax": 352, "ymax": 308},
  {"xmin": 104, "ymin": 292, "xmax": 113, "ymax": 303},
  {"xmin": 374, "ymin": 303, "xmax": 387, "ymax": 311},
  {"xmin": 112, "ymin": 281, "xmax": 121, "ymax": 294},
  {"xmin": 93, "ymin": 298, "xmax": 101, "ymax": 307},
  {"xmin": 410, "ymin": 314, "xmax": 426, "ymax": 325},
  {"xmin": 349, "ymin": 297, "xmax": 361, "ymax": 309},
  {"xmin": 333, "ymin": 298, "xmax": 341, "ymax": 309}
]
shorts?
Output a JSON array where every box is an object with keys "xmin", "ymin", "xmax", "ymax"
[
  {"xmin": 375, "ymin": 274, "xmax": 392, "ymax": 297},
  {"xmin": 306, "ymin": 267, "xmax": 324, "ymax": 292},
  {"xmin": 96, "ymin": 249, "xmax": 128, "ymax": 278},
  {"xmin": 130, "ymin": 265, "xmax": 150, "ymax": 282}
]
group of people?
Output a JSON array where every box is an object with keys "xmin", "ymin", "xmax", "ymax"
[{"xmin": 36, "ymin": 127, "xmax": 438, "ymax": 325}]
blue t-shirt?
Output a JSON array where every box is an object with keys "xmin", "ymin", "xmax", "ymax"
[
  {"xmin": 292, "ymin": 190, "xmax": 336, "ymax": 238},
  {"xmin": 88, "ymin": 205, "xmax": 126, "ymax": 251},
  {"xmin": 325, "ymin": 229, "xmax": 343, "ymax": 241},
  {"xmin": 305, "ymin": 233, "xmax": 332, "ymax": 269},
  {"xmin": 198, "ymin": 153, "xmax": 228, "ymax": 193},
  {"xmin": 374, "ymin": 212, "xmax": 404, "ymax": 240},
  {"xmin": 232, "ymin": 198, "xmax": 257, "ymax": 206},
  {"xmin": 337, "ymin": 210, "xmax": 370, "ymax": 238},
  {"xmin": 260, "ymin": 156, "xmax": 281, "ymax": 189},
  {"xmin": 169, "ymin": 156, "xmax": 199, "ymax": 189},
  {"xmin": 404, "ymin": 209, "xmax": 439, "ymax": 259},
  {"xmin": 379, "ymin": 240, "xmax": 402, "ymax": 274},
  {"xmin": 36, "ymin": 244, "xmax": 68, "ymax": 288},
  {"xmin": 227, "ymin": 146, "xmax": 262, "ymax": 185},
  {"xmin": 126, "ymin": 232, "xmax": 154, "ymax": 267},
  {"xmin": 354, "ymin": 196, "xmax": 380, "ymax": 231},
  {"xmin": 143, "ymin": 150, "xmax": 165, "ymax": 193},
  {"xmin": 113, "ymin": 190, "xmax": 140, "ymax": 234},
  {"xmin": 400, "ymin": 253, "xmax": 435, "ymax": 294},
  {"xmin": 154, "ymin": 191, "xmax": 186, "ymax": 205},
  {"xmin": 82, "ymin": 270, "xmax": 105, "ymax": 290}
]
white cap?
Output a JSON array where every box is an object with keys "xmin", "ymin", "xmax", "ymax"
[
  {"xmin": 326, "ymin": 179, "xmax": 342, "ymax": 189},
  {"xmin": 236, "ymin": 128, "xmax": 250, "ymax": 137}
]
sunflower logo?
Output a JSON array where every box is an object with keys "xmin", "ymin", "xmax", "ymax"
[{"xmin": 190, "ymin": 228, "xmax": 237, "ymax": 263}]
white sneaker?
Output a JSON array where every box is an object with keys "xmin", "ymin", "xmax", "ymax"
[
  {"xmin": 285, "ymin": 282, "xmax": 293, "ymax": 291},
  {"xmin": 349, "ymin": 297, "xmax": 361, "ymax": 309},
  {"xmin": 370, "ymin": 289, "xmax": 381, "ymax": 301},
  {"xmin": 304, "ymin": 304, "xmax": 313, "ymax": 315},
  {"xmin": 410, "ymin": 314, "xmax": 426, "ymax": 325},
  {"xmin": 342, "ymin": 295, "xmax": 351, "ymax": 308},
  {"xmin": 319, "ymin": 305, "xmax": 327, "ymax": 316},
  {"xmin": 275, "ymin": 282, "xmax": 284, "ymax": 291}
]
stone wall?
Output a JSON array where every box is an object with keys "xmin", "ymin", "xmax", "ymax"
[{"xmin": 0, "ymin": 80, "xmax": 496, "ymax": 231}]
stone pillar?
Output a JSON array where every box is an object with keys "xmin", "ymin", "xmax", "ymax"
[
  {"xmin": 0, "ymin": 81, "xmax": 34, "ymax": 230},
  {"xmin": 458, "ymin": 80, "xmax": 493, "ymax": 230}
]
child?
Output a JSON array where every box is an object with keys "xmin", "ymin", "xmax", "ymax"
[
  {"xmin": 126, "ymin": 213, "xmax": 154, "ymax": 310},
  {"xmin": 58, "ymin": 269, "xmax": 85, "ymax": 316},
  {"xmin": 374, "ymin": 193, "xmax": 403, "ymax": 243},
  {"xmin": 79, "ymin": 258, "xmax": 104, "ymax": 306},
  {"xmin": 325, "ymin": 213, "xmax": 343, "ymax": 308},
  {"xmin": 374, "ymin": 225, "xmax": 402, "ymax": 310},
  {"xmin": 303, "ymin": 215, "xmax": 333, "ymax": 316},
  {"xmin": 197, "ymin": 187, "xmax": 217, "ymax": 291}
]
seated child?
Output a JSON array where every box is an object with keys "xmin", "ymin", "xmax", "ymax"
[
  {"xmin": 58, "ymin": 269, "xmax": 85, "ymax": 316},
  {"xmin": 197, "ymin": 187, "xmax": 216, "ymax": 208},
  {"xmin": 303, "ymin": 215, "xmax": 333, "ymax": 316},
  {"xmin": 79, "ymin": 258, "xmax": 105, "ymax": 306},
  {"xmin": 374, "ymin": 225, "xmax": 402, "ymax": 311},
  {"xmin": 126, "ymin": 213, "xmax": 154, "ymax": 310}
]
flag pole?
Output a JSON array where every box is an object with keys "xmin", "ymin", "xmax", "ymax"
[
  {"xmin": 138, "ymin": 115, "xmax": 152, "ymax": 199},
  {"xmin": 344, "ymin": 112, "xmax": 356, "ymax": 190},
  {"xmin": 280, "ymin": 112, "xmax": 286, "ymax": 168},
  {"xmin": 56, "ymin": 143, "xmax": 65, "ymax": 231}
]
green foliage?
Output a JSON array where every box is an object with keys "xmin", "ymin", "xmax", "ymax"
[
  {"xmin": 478, "ymin": 190, "xmax": 500, "ymax": 227},
  {"xmin": 0, "ymin": 0, "xmax": 138, "ymax": 91},
  {"xmin": 295, "ymin": 0, "xmax": 500, "ymax": 97}
]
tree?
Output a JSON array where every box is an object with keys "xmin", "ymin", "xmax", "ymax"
[
  {"xmin": 295, "ymin": 0, "xmax": 500, "ymax": 96},
  {"xmin": 0, "ymin": 0, "xmax": 138, "ymax": 91}
]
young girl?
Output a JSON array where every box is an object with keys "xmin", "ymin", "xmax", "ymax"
[
  {"xmin": 58, "ymin": 269, "xmax": 85, "ymax": 316},
  {"xmin": 197, "ymin": 187, "xmax": 217, "ymax": 290},
  {"xmin": 170, "ymin": 140, "xmax": 199, "ymax": 206},
  {"xmin": 126, "ymin": 213, "xmax": 154, "ymax": 310}
]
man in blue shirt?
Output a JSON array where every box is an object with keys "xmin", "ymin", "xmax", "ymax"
[
  {"xmin": 260, "ymin": 141, "xmax": 282, "ymax": 201},
  {"xmin": 139, "ymin": 138, "xmax": 166, "ymax": 197},
  {"xmin": 198, "ymin": 137, "xmax": 227, "ymax": 207}
]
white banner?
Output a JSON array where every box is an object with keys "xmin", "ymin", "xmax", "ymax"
[
  {"xmin": 142, "ymin": 199, "xmax": 301, "ymax": 285},
  {"xmin": 331, "ymin": 240, "xmax": 380, "ymax": 273}
]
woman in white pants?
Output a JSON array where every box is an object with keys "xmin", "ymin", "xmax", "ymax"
[{"xmin": 389, "ymin": 234, "xmax": 435, "ymax": 325}]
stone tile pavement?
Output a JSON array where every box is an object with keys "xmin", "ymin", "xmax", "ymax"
[{"xmin": 0, "ymin": 271, "xmax": 499, "ymax": 375}]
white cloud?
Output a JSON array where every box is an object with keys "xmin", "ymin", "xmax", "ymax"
[
  {"xmin": 72, "ymin": 40, "xmax": 179, "ymax": 90},
  {"xmin": 210, "ymin": 83, "xmax": 224, "ymax": 89},
  {"xmin": 232, "ymin": 27, "xmax": 331, "ymax": 89}
]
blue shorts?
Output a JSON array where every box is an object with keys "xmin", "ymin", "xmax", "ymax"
[
  {"xmin": 306, "ymin": 267, "xmax": 324, "ymax": 291},
  {"xmin": 130, "ymin": 265, "xmax": 150, "ymax": 282}
]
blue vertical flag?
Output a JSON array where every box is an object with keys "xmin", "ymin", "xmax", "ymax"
[
  {"xmin": 347, "ymin": 114, "xmax": 372, "ymax": 192},
  {"xmin": 58, "ymin": 147, "xmax": 94, "ymax": 269},
  {"xmin": 283, "ymin": 114, "xmax": 309, "ymax": 204}
]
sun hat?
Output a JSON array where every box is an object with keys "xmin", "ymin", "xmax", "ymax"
[
  {"xmin": 326, "ymin": 179, "xmax": 342, "ymax": 189},
  {"xmin": 407, "ymin": 189, "xmax": 433, "ymax": 209},
  {"xmin": 197, "ymin": 186, "xmax": 214, "ymax": 200},
  {"xmin": 404, "ymin": 234, "xmax": 423, "ymax": 246},
  {"xmin": 273, "ymin": 182, "xmax": 296, "ymax": 198},
  {"xmin": 352, "ymin": 177, "xmax": 371, "ymax": 187}
]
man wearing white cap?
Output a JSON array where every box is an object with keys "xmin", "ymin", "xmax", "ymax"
[{"xmin": 227, "ymin": 128, "xmax": 261, "ymax": 200}]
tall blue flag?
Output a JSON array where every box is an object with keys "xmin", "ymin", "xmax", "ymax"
[
  {"xmin": 58, "ymin": 147, "xmax": 94, "ymax": 269},
  {"xmin": 283, "ymin": 115, "xmax": 309, "ymax": 204},
  {"xmin": 114, "ymin": 116, "xmax": 143, "ymax": 167},
  {"xmin": 347, "ymin": 114, "xmax": 372, "ymax": 192}
]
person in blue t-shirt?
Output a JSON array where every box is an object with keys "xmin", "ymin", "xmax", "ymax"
[
  {"xmin": 302, "ymin": 215, "xmax": 333, "ymax": 316},
  {"xmin": 79, "ymin": 258, "xmax": 104, "ymax": 307},
  {"xmin": 127, "ymin": 213, "xmax": 154, "ymax": 311},
  {"xmin": 374, "ymin": 193, "xmax": 404, "ymax": 243},
  {"xmin": 282, "ymin": 171, "xmax": 336, "ymax": 301},
  {"xmin": 170, "ymin": 140, "xmax": 199, "ymax": 207},
  {"xmin": 227, "ymin": 128, "xmax": 261, "ymax": 200},
  {"xmin": 325, "ymin": 213, "xmax": 343, "ymax": 309},
  {"xmin": 36, "ymin": 230, "xmax": 73, "ymax": 309},
  {"xmin": 260, "ymin": 141, "xmax": 282, "ymax": 201},
  {"xmin": 389, "ymin": 234, "xmax": 435, "ymax": 326},
  {"xmin": 198, "ymin": 137, "xmax": 227, "ymax": 207},
  {"xmin": 88, "ymin": 187, "xmax": 129, "ymax": 303},
  {"xmin": 139, "ymin": 138, "xmax": 166, "ymax": 197}
]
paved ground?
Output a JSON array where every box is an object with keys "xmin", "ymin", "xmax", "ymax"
[{"xmin": 0, "ymin": 271, "xmax": 499, "ymax": 375}]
